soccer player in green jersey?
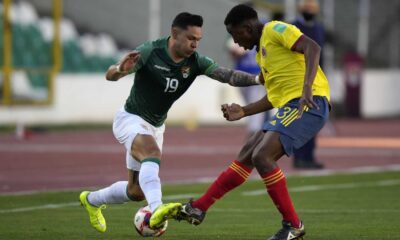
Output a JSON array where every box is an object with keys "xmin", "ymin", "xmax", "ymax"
[{"xmin": 79, "ymin": 12, "xmax": 262, "ymax": 232}]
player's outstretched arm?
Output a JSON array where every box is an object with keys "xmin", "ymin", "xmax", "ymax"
[
  {"xmin": 207, "ymin": 67, "xmax": 264, "ymax": 87},
  {"xmin": 221, "ymin": 94, "xmax": 272, "ymax": 121},
  {"xmin": 105, "ymin": 51, "xmax": 140, "ymax": 81}
]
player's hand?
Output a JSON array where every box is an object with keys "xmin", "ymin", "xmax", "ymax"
[
  {"xmin": 297, "ymin": 86, "xmax": 319, "ymax": 119},
  {"xmin": 119, "ymin": 51, "xmax": 141, "ymax": 73},
  {"xmin": 221, "ymin": 103, "xmax": 244, "ymax": 121}
]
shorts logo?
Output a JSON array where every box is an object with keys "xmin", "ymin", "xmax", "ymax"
[
  {"xmin": 281, "ymin": 109, "xmax": 299, "ymax": 127},
  {"xmin": 275, "ymin": 107, "xmax": 300, "ymax": 127},
  {"xmin": 276, "ymin": 107, "xmax": 291, "ymax": 119},
  {"xmin": 279, "ymin": 106, "xmax": 309, "ymax": 127},
  {"xmin": 181, "ymin": 66, "xmax": 190, "ymax": 78}
]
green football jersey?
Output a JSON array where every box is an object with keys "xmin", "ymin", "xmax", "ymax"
[{"xmin": 124, "ymin": 37, "xmax": 218, "ymax": 127}]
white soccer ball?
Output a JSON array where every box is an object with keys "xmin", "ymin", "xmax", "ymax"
[{"xmin": 134, "ymin": 206, "xmax": 168, "ymax": 237}]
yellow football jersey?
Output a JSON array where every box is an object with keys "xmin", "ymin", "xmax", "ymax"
[{"xmin": 256, "ymin": 21, "xmax": 330, "ymax": 108}]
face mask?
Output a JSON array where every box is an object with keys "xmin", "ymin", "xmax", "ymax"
[{"xmin": 302, "ymin": 12, "xmax": 315, "ymax": 21}]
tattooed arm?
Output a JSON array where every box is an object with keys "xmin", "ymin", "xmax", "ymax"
[{"xmin": 206, "ymin": 67, "xmax": 264, "ymax": 87}]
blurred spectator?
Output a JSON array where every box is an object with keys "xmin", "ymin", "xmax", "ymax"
[
  {"xmin": 344, "ymin": 48, "xmax": 363, "ymax": 118},
  {"xmin": 271, "ymin": 11, "xmax": 285, "ymax": 22},
  {"xmin": 291, "ymin": 0, "xmax": 325, "ymax": 169}
]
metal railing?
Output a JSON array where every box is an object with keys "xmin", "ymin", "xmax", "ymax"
[{"xmin": 1, "ymin": 0, "xmax": 62, "ymax": 106}]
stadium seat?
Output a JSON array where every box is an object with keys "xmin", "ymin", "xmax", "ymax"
[
  {"xmin": 11, "ymin": 71, "xmax": 47, "ymax": 100},
  {"xmin": 2, "ymin": 1, "xmax": 119, "ymax": 73},
  {"xmin": 27, "ymin": 72, "xmax": 48, "ymax": 89}
]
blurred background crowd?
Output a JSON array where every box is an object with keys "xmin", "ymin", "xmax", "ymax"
[{"xmin": 1, "ymin": 0, "xmax": 400, "ymax": 170}]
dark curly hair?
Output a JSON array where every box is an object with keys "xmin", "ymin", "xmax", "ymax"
[{"xmin": 224, "ymin": 4, "xmax": 258, "ymax": 27}]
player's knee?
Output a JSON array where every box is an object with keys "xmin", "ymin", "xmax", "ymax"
[
  {"xmin": 238, "ymin": 131, "xmax": 263, "ymax": 165},
  {"xmin": 130, "ymin": 137, "xmax": 162, "ymax": 160},
  {"xmin": 141, "ymin": 144, "xmax": 161, "ymax": 159},
  {"xmin": 251, "ymin": 148, "xmax": 276, "ymax": 172},
  {"xmin": 238, "ymin": 143, "xmax": 252, "ymax": 161},
  {"xmin": 127, "ymin": 186, "xmax": 145, "ymax": 202},
  {"xmin": 132, "ymin": 147, "xmax": 161, "ymax": 161},
  {"xmin": 144, "ymin": 149, "xmax": 161, "ymax": 159}
]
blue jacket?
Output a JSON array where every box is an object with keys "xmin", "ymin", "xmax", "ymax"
[{"xmin": 292, "ymin": 17, "xmax": 325, "ymax": 67}]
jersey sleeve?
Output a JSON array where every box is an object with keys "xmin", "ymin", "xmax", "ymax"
[
  {"xmin": 128, "ymin": 41, "xmax": 153, "ymax": 73},
  {"xmin": 197, "ymin": 54, "xmax": 219, "ymax": 75},
  {"xmin": 266, "ymin": 21, "xmax": 303, "ymax": 50}
]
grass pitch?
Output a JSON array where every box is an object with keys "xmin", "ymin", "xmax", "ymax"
[{"xmin": 1, "ymin": 171, "xmax": 399, "ymax": 240}]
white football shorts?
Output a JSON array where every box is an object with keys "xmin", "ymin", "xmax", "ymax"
[{"xmin": 112, "ymin": 107, "xmax": 165, "ymax": 171}]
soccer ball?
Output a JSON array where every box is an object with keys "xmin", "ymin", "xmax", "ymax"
[{"xmin": 134, "ymin": 206, "xmax": 168, "ymax": 237}]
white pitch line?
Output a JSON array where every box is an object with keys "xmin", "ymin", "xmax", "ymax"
[
  {"xmin": 2, "ymin": 178, "xmax": 400, "ymax": 214},
  {"xmin": 284, "ymin": 164, "xmax": 400, "ymax": 177},
  {"xmin": 0, "ymin": 144, "xmax": 238, "ymax": 155},
  {"xmin": 1, "ymin": 143, "xmax": 400, "ymax": 156},
  {"xmin": 0, "ymin": 193, "xmax": 199, "ymax": 214},
  {"xmin": 162, "ymin": 193, "xmax": 199, "ymax": 201},
  {"xmin": 2, "ymin": 164, "xmax": 400, "ymax": 197},
  {"xmin": 209, "ymin": 208, "xmax": 400, "ymax": 214},
  {"xmin": 242, "ymin": 179, "xmax": 400, "ymax": 196},
  {"xmin": 0, "ymin": 202, "xmax": 80, "ymax": 213}
]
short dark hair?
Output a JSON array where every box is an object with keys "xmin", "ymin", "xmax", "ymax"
[
  {"xmin": 172, "ymin": 12, "xmax": 203, "ymax": 29},
  {"xmin": 224, "ymin": 4, "xmax": 258, "ymax": 26}
]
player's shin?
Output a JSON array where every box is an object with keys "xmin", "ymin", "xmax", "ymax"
[
  {"xmin": 192, "ymin": 160, "xmax": 252, "ymax": 211},
  {"xmin": 87, "ymin": 181, "xmax": 130, "ymax": 206},
  {"xmin": 261, "ymin": 167, "xmax": 301, "ymax": 228},
  {"xmin": 139, "ymin": 158, "xmax": 163, "ymax": 212}
]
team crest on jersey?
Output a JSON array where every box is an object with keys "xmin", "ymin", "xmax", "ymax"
[
  {"xmin": 181, "ymin": 66, "xmax": 190, "ymax": 78},
  {"xmin": 262, "ymin": 47, "xmax": 267, "ymax": 58}
]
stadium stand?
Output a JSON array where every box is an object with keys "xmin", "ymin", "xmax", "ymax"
[{"xmin": 0, "ymin": 1, "xmax": 120, "ymax": 100}]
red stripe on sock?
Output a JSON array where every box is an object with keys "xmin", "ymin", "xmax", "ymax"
[
  {"xmin": 192, "ymin": 160, "xmax": 252, "ymax": 211},
  {"xmin": 261, "ymin": 168, "xmax": 301, "ymax": 228}
]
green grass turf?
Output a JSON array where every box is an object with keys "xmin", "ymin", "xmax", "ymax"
[{"xmin": 0, "ymin": 171, "xmax": 399, "ymax": 240}]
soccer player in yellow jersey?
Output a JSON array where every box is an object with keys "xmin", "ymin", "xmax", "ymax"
[{"xmin": 178, "ymin": 4, "xmax": 330, "ymax": 240}]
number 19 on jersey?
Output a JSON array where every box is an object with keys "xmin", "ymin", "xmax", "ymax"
[{"xmin": 164, "ymin": 78, "xmax": 179, "ymax": 93}]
